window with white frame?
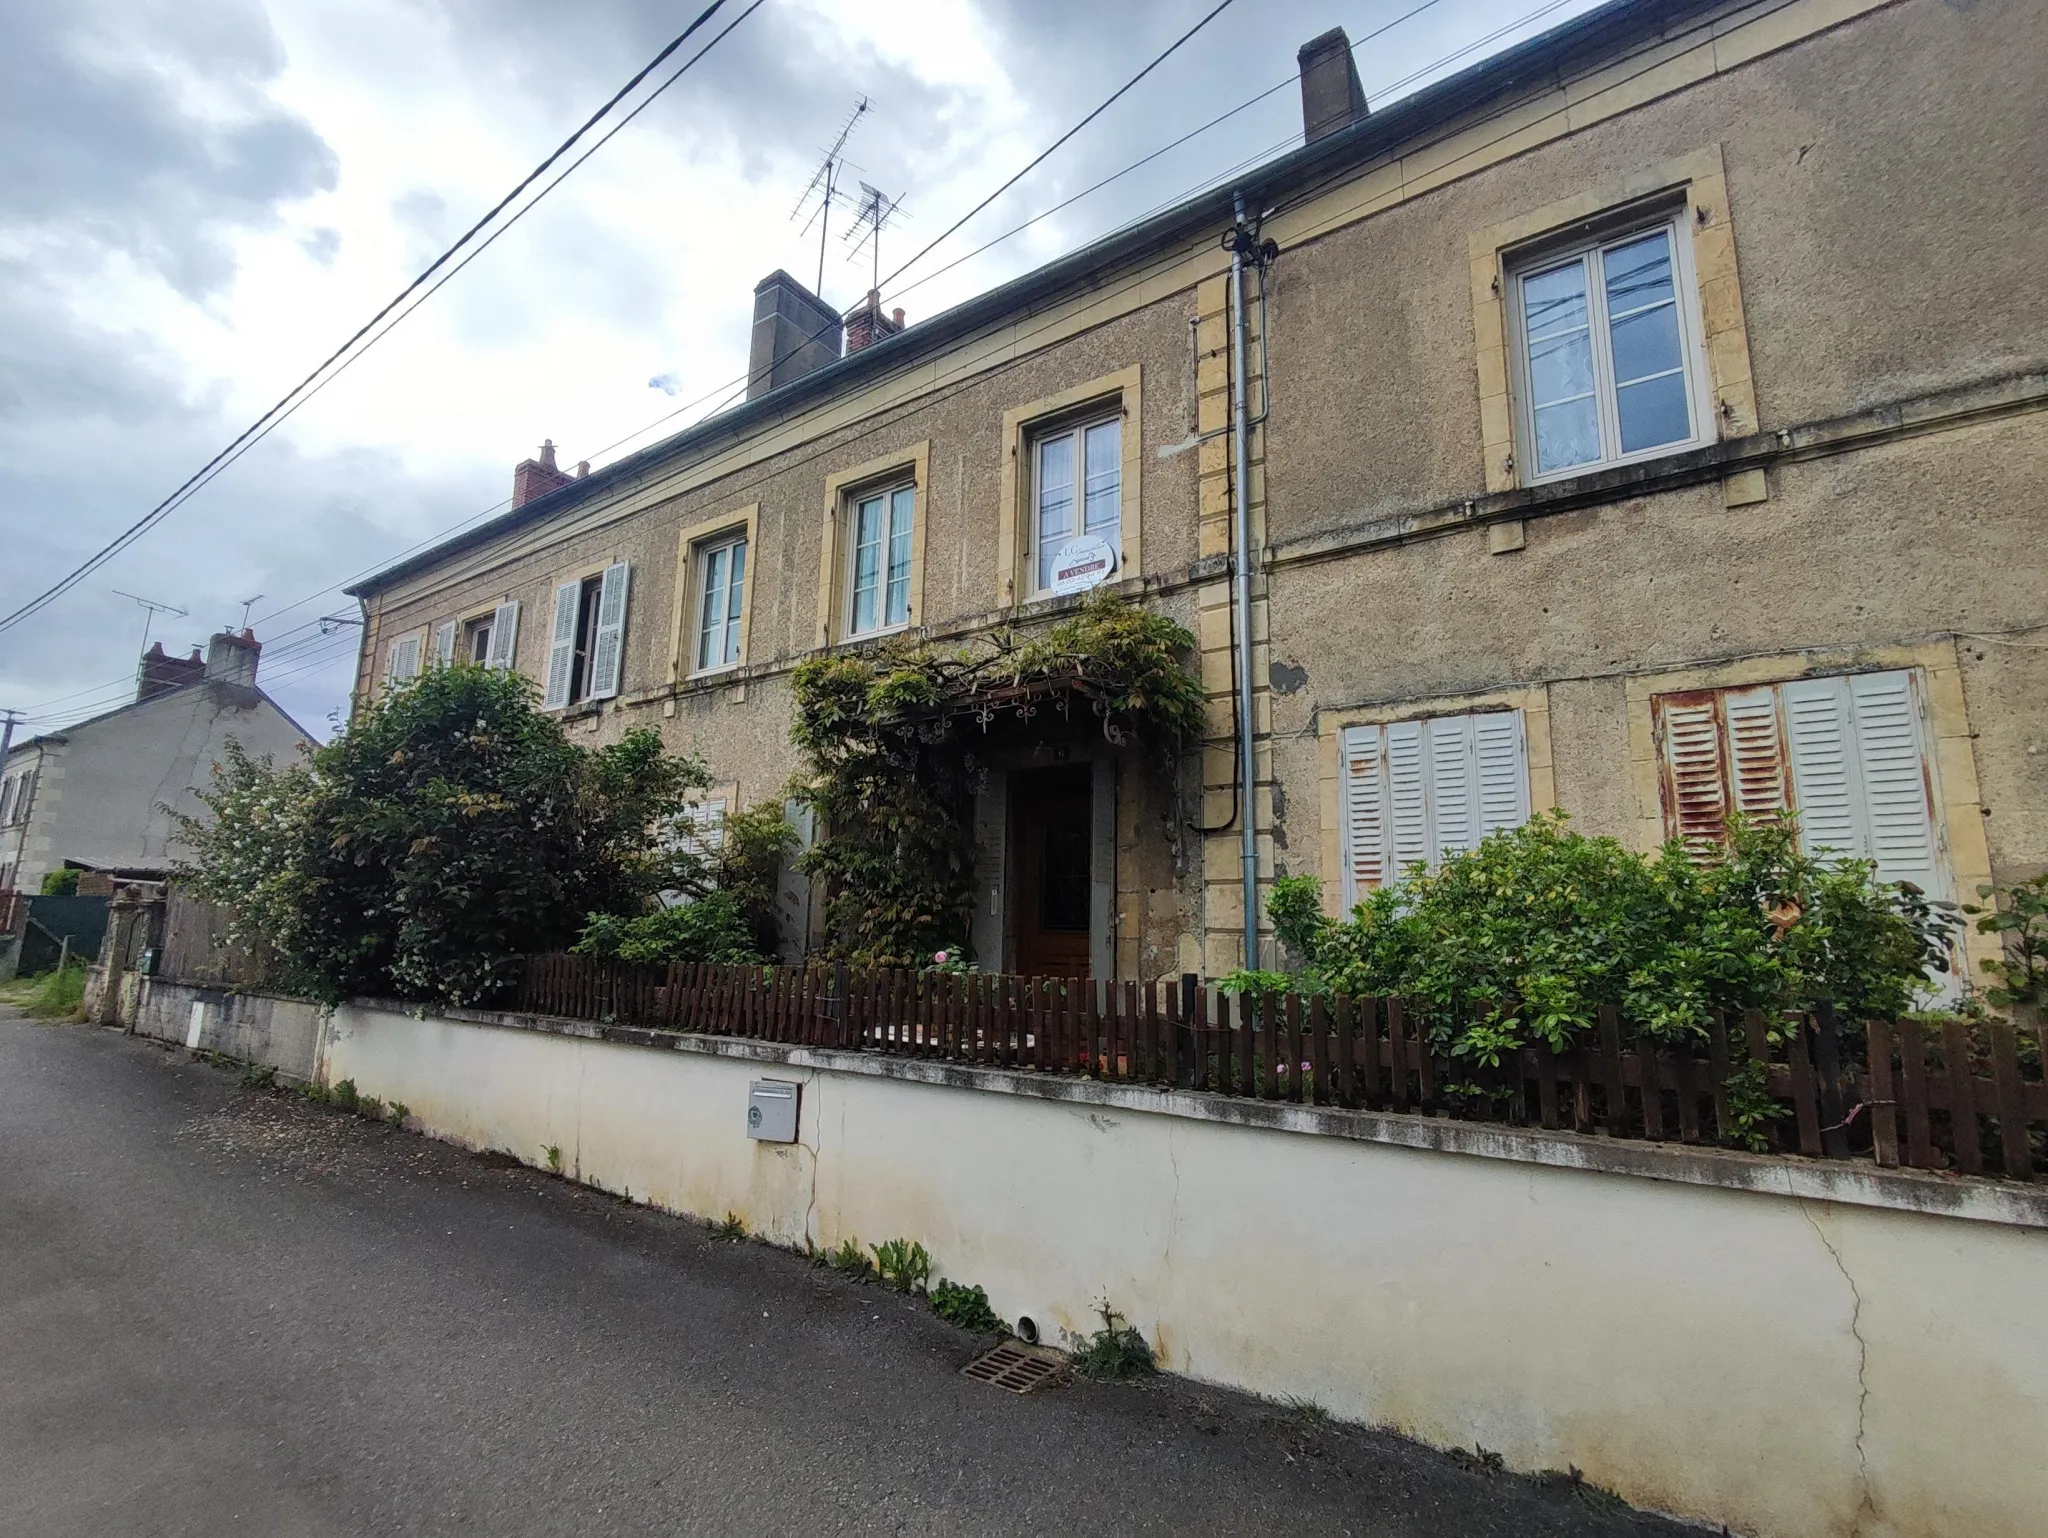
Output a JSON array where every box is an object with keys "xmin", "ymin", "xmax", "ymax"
[
  {"xmin": 1652, "ymin": 669, "xmax": 1950, "ymax": 899},
  {"xmin": 693, "ymin": 533, "xmax": 748, "ymax": 674},
  {"xmin": 1339, "ymin": 709, "xmax": 1531, "ymax": 903},
  {"xmin": 0, "ymin": 775, "xmax": 15, "ymax": 825},
  {"xmin": 846, "ymin": 482, "xmax": 915, "ymax": 637},
  {"xmin": 1510, "ymin": 213, "xmax": 1710, "ymax": 481},
  {"xmin": 1030, "ymin": 411, "xmax": 1121, "ymax": 593}
]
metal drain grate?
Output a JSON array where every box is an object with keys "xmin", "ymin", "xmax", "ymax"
[{"xmin": 962, "ymin": 1341, "xmax": 1064, "ymax": 1394}]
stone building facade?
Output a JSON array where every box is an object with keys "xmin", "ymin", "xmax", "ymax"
[{"xmin": 349, "ymin": 0, "xmax": 2047, "ymax": 985}]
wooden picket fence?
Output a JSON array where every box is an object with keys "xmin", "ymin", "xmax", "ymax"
[{"xmin": 514, "ymin": 956, "xmax": 2048, "ymax": 1182}]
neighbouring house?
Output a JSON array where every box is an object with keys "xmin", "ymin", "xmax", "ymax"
[
  {"xmin": 0, "ymin": 629, "xmax": 315, "ymax": 899},
  {"xmin": 342, "ymin": 0, "xmax": 2047, "ymax": 986}
]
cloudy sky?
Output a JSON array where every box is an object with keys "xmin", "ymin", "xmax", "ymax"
[{"xmin": 0, "ymin": 0, "xmax": 1603, "ymax": 740}]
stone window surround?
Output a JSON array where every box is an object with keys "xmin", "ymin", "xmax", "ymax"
[
  {"xmin": 1314, "ymin": 683, "xmax": 1556, "ymax": 920},
  {"xmin": 1623, "ymin": 637, "xmax": 1995, "ymax": 980},
  {"xmin": 996, "ymin": 365, "xmax": 1144, "ymax": 609},
  {"xmin": 1470, "ymin": 145, "xmax": 1760, "ymax": 502},
  {"xmin": 668, "ymin": 505, "xmax": 759, "ymax": 684},
  {"xmin": 814, "ymin": 441, "xmax": 931, "ymax": 650}
]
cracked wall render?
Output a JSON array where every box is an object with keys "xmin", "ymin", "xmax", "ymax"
[{"xmin": 323, "ymin": 1004, "xmax": 2048, "ymax": 1538}]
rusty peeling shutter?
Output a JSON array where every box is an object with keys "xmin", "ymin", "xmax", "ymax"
[
  {"xmin": 1655, "ymin": 691, "xmax": 1732, "ymax": 857},
  {"xmin": 1723, "ymin": 686, "xmax": 1788, "ymax": 821}
]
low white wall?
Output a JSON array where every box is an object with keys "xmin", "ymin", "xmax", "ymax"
[
  {"xmin": 137, "ymin": 979, "xmax": 325, "ymax": 1083},
  {"xmin": 320, "ymin": 1004, "xmax": 2048, "ymax": 1538}
]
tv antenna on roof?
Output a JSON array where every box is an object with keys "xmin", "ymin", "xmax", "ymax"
[
  {"xmin": 112, "ymin": 589, "xmax": 188, "ymax": 655},
  {"xmin": 843, "ymin": 181, "xmax": 906, "ymax": 298},
  {"xmin": 791, "ymin": 96, "xmax": 870, "ymax": 299},
  {"xmin": 237, "ymin": 595, "xmax": 264, "ymax": 630}
]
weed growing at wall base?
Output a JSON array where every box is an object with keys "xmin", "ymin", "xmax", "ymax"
[
  {"xmin": 1069, "ymin": 1304, "xmax": 1155, "ymax": 1381},
  {"xmin": 0, "ymin": 962, "xmax": 87, "ymax": 1020},
  {"xmin": 929, "ymin": 1280, "xmax": 1005, "ymax": 1334}
]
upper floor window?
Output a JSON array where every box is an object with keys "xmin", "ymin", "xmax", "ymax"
[
  {"xmin": 1652, "ymin": 669, "xmax": 1949, "ymax": 898},
  {"xmin": 0, "ymin": 775, "xmax": 16, "ymax": 826},
  {"xmin": 847, "ymin": 483, "xmax": 915, "ymax": 637},
  {"xmin": 694, "ymin": 533, "xmax": 748, "ymax": 674},
  {"xmin": 1031, "ymin": 414, "xmax": 1121, "ymax": 593},
  {"xmin": 545, "ymin": 563, "xmax": 630, "ymax": 709},
  {"xmin": 1339, "ymin": 708, "xmax": 1530, "ymax": 904},
  {"xmin": 385, "ymin": 632, "xmax": 423, "ymax": 686},
  {"xmin": 1510, "ymin": 214, "xmax": 1709, "ymax": 481}
]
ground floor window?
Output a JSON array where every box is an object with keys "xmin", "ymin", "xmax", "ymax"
[{"xmin": 1338, "ymin": 709, "xmax": 1531, "ymax": 903}]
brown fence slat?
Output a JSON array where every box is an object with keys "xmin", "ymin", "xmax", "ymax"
[
  {"xmin": 1309, "ymin": 996, "xmax": 1331, "ymax": 1106},
  {"xmin": 1866, "ymin": 1020, "xmax": 1900, "ymax": 1167},
  {"xmin": 1786, "ymin": 1015, "xmax": 1823, "ymax": 1157},
  {"xmin": 1597, "ymin": 1005, "xmax": 1627, "ymax": 1135},
  {"xmin": 1706, "ymin": 1012, "xmax": 1732, "ymax": 1142},
  {"xmin": 1533, "ymin": 1044, "xmax": 1559, "ymax": 1130},
  {"xmin": 1638, "ymin": 1044, "xmax": 1665, "ymax": 1141},
  {"xmin": 1940, "ymin": 1019, "xmax": 1982, "ymax": 1176},
  {"xmin": 1334, "ymin": 995, "xmax": 1357, "ymax": 1109},
  {"xmin": 1285, "ymin": 993, "xmax": 1304, "ymax": 1104},
  {"xmin": 1232, "ymin": 990, "xmax": 1250, "ymax": 1099},
  {"xmin": 1671, "ymin": 1048, "xmax": 1699, "ymax": 1143},
  {"xmin": 1387, "ymin": 999, "xmax": 1409, "ymax": 1112},
  {"xmin": 1897, "ymin": 1018, "xmax": 1933, "ymax": 1169},
  {"xmin": 1988, "ymin": 1022, "xmax": 2031, "ymax": 1179}
]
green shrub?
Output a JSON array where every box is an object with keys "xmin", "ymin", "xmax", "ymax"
[
  {"xmin": 929, "ymin": 1280, "xmax": 1004, "ymax": 1334},
  {"xmin": 574, "ymin": 892, "xmax": 763, "ymax": 966},
  {"xmin": 175, "ymin": 666, "xmax": 713, "ymax": 1006},
  {"xmin": 1069, "ymin": 1304, "xmax": 1154, "ymax": 1380},
  {"xmin": 1278, "ymin": 812, "xmax": 1951, "ymax": 1063},
  {"xmin": 1966, "ymin": 874, "xmax": 2048, "ymax": 1011},
  {"xmin": 38, "ymin": 867, "xmax": 79, "ymax": 896},
  {"xmin": 9, "ymin": 961, "xmax": 87, "ymax": 1019}
]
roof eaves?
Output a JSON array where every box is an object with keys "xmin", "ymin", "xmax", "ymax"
[{"xmin": 350, "ymin": 0, "xmax": 1698, "ymax": 598}]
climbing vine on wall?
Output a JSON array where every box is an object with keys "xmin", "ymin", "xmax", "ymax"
[{"xmin": 789, "ymin": 592, "xmax": 1204, "ymax": 967}]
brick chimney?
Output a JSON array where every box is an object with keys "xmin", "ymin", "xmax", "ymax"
[
  {"xmin": 512, "ymin": 439, "xmax": 575, "ymax": 509},
  {"xmin": 1298, "ymin": 28, "xmax": 1368, "ymax": 143},
  {"xmin": 844, "ymin": 290, "xmax": 906, "ymax": 355},
  {"xmin": 747, "ymin": 270, "xmax": 843, "ymax": 400},
  {"xmin": 203, "ymin": 628, "xmax": 262, "ymax": 691},
  {"xmin": 137, "ymin": 641, "xmax": 205, "ymax": 702}
]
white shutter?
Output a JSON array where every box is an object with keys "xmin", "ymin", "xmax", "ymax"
[
  {"xmin": 486, "ymin": 600, "xmax": 519, "ymax": 670},
  {"xmin": 1848, "ymin": 670, "xmax": 1946, "ymax": 898},
  {"xmin": 588, "ymin": 562, "xmax": 630, "ymax": 701},
  {"xmin": 1472, "ymin": 710, "xmax": 1531, "ymax": 837},
  {"xmin": 1428, "ymin": 714, "xmax": 1478, "ymax": 859},
  {"xmin": 1783, "ymin": 676, "xmax": 1860, "ymax": 861},
  {"xmin": 432, "ymin": 620, "xmax": 457, "ymax": 667},
  {"xmin": 1385, "ymin": 718, "xmax": 1431, "ymax": 874},
  {"xmin": 386, "ymin": 633, "xmax": 422, "ymax": 684},
  {"xmin": 1723, "ymin": 686, "xmax": 1788, "ymax": 820},
  {"xmin": 1340, "ymin": 725, "xmax": 1389, "ymax": 904},
  {"xmin": 544, "ymin": 581, "xmax": 579, "ymax": 709}
]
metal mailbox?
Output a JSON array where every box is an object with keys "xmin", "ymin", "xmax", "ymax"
[{"xmin": 747, "ymin": 1079, "xmax": 800, "ymax": 1142}]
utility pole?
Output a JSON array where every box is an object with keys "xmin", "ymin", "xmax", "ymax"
[{"xmin": 0, "ymin": 708, "xmax": 19, "ymax": 763}]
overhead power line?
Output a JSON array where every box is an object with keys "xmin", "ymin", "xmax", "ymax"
[{"xmin": 0, "ymin": 0, "xmax": 753, "ymax": 639}]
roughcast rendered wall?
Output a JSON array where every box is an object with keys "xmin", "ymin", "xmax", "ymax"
[{"xmin": 321, "ymin": 1005, "xmax": 2048, "ymax": 1538}]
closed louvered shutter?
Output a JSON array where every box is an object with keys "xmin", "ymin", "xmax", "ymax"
[
  {"xmin": 1428, "ymin": 714, "xmax": 1477, "ymax": 858},
  {"xmin": 1781, "ymin": 676, "xmax": 1859, "ymax": 862},
  {"xmin": 1473, "ymin": 710, "xmax": 1531, "ymax": 839},
  {"xmin": 1847, "ymin": 671, "xmax": 1945, "ymax": 898},
  {"xmin": 1340, "ymin": 725, "xmax": 1388, "ymax": 904},
  {"xmin": 544, "ymin": 581, "xmax": 579, "ymax": 709},
  {"xmin": 1723, "ymin": 686, "xmax": 1787, "ymax": 819},
  {"xmin": 1339, "ymin": 710, "xmax": 1530, "ymax": 902},
  {"xmin": 386, "ymin": 633, "xmax": 422, "ymax": 684},
  {"xmin": 588, "ymin": 562, "xmax": 630, "ymax": 701},
  {"xmin": 486, "ymin": 600, "xmax": 519, "ymax": 670},
  {"xmin": 1656, "ymin": 693, "xmax": 1731, "ymax": 853},
  {"xmin": 432, "ymin": 620, "xmax": 456, "ymax": 667},
  {"xmin": 1385, "ymin": 718, "xmax": 1431, "ymax": 874}
]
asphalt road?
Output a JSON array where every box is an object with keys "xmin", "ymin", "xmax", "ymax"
[{"xmin": 0, "ymin": 1010, "xmax": 1691, "ymax": 1537}]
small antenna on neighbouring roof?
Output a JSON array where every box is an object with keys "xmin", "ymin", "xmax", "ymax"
[
  {"xmin": 791, "ymin": 96, "xmax": 870, "ymax": 299},
  {"xmin": 237, "ymin": 595, "xmax": 264, "ymax": 630},
  {"xmin": 112, "ymin": 589, "xmax": 188, "ymax": 656},
  {"xmin": 843, "ymin": 181, "xmax": 906, "ymax": 298}
]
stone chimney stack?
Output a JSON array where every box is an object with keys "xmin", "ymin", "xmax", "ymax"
[
  {"xmin": 844, "ymin": 290, "xmax": 906, "ymax": 355},
  {"xmin": 1297, "ymin": 28, "xmax": 1368, "ymax": 143},
  {"xmin": 137, "ymin": 641, "xmax": 205, "ymax": 702},
  {"xmin": 203, "ymin": 628, "xmax": 262, "ymax": 691},
  {"xmin": 512, "ymin": 439, "xmax": 575, "ymax": 509},
  {"xmin": 746, "ymin": 270, "xmax": 843, "ymax": 400}
]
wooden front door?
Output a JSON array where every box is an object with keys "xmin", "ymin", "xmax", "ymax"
[{"xmin": 1010, "ymin": 766, "xmax": 1092, "ymax": 978}]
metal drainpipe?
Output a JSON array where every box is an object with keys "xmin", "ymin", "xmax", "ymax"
[{"xmin": 1229, "ymin": 192, "xmax": 1259, "ymax": 971}]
